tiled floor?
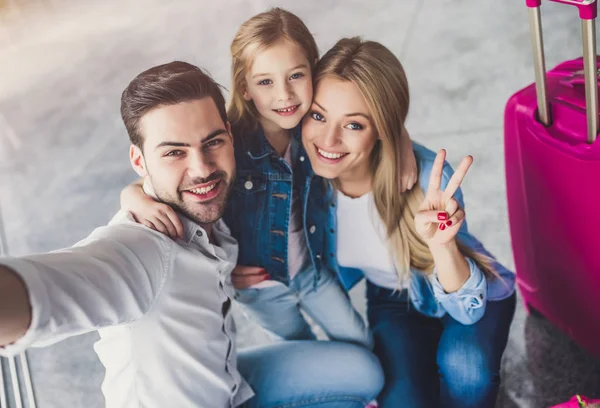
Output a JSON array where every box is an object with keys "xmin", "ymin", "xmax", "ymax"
[{"xmin": 0, "ymin": 1, "xmax": 599, "ymax": 407}]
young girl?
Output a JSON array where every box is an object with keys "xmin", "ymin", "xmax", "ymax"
[
  {"xmin": 120, "ymin": 8, "xmax": 417, "ymax": 347},
  {"xmin": 301, "ymin": 37, "xmax": 517, "ymax": 408}
]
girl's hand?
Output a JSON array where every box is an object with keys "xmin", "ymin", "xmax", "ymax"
[
  {"xmin": 121, "ymin": 182, "xmax": 183, "ymax": 240},
  {"xmin": 414, "ymin": 149, "xmax": 473, "ymax": 247},
  {"xmin": 231, "ymin": 265, "xmax": 270, "ymax": 289}
]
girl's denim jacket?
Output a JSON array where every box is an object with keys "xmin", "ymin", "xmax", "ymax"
[
  {"xmin": 309, "ymin": 142, "xmax": 516, "ymax": 325},
  {"xmin": 223, "ymin": 124, "xmax": 330, "ymax": 286}
]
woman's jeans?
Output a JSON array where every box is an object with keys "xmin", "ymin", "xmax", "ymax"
[{"xmin": 366, "ymin": 281, "xmax": 516, "ymax": 408}]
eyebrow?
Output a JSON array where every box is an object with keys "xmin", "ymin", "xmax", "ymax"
[
  {"xmin": 313, "ymin": 101, "xmax": 371, "ymax": 121},
  {"xmin": 251, "ymin": 64, "xmax": 309, "ymax": 79},
  {"xmin": 155, "ymin": 128, "xmax": 229, "ymax": 150}
]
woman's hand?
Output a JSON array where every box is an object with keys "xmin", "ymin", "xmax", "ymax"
[
  {"xmin": 231, "ymin": 265, "xmax": 270, "ymax": 289},
  {"xmin": 121, "ymin": 182, "xmax": 183, "ymax": 240},
  {"xmin": 414, "ymin": 149, "xmax": 473, "ymax": 247}
]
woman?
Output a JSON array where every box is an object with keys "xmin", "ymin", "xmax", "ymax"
[{"xmin": 301, "ymin": 37, "xmax": 516, "ymax": 408}]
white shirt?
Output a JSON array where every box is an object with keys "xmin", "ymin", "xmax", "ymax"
[
  {"xmin": 336, "ymin": 190, "xmax": 408, "ymax": 290},
  {"xmin": 284, "ymin": 142, "xmax": 309, "ymax": 280},
  {"xmin": 0, "ymin": 210, "xmax": 254, "ymax": 408}
]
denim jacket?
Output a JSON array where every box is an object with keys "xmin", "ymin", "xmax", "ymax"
[
  {"xmin": 223, "ymin": 124, "xmax": 330, "ymax": 286},
  {"xmin": 310, "ymin": 142, "xmax": 516, "ymax": 325}
]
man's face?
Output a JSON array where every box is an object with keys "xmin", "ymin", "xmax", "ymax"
[{"xmin": 130, "ymin": 98, "xmax": 235, "ymax": 226}]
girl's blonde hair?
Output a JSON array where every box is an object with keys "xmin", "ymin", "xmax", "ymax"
[
  {"xmin": 315, "ymin": 37, "xmax": 498, "ymax": 284},
  {"xmin": 228, "ymin": 8, "xmax": 319, "ymax": 133}
]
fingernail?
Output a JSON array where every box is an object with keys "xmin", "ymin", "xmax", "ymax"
[
  {"xmin": 446, "ymin": 220, "xmax": 453, "ymax": 227},
  {"xmin": 439, "ymin": 223, "xmax": 447, "ymax": 231},
  {"xmin": 437, "ymin": 212, "xmax": 448, "ymax": 221}
]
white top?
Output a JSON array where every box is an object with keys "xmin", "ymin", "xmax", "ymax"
[
  {"xmin": 284, "ymin": 142, "xmax": 309, "ymax": 280},
  {"xmin": 336, "ymin": 191, "xmax": 408, "ymax": 290},
  {"xmin": 0, "ymin": 206, "xmax": 253, "ymax": 407}
]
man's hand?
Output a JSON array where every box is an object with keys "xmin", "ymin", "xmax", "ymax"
[{"xmin": 0, "ymin": 265, "xmax": 32, "ymax": 347}]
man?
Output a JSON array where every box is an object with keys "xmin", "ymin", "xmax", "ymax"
[{"xmin": 0, "ymin": 62, "xmax": 383, "ymax": 408}]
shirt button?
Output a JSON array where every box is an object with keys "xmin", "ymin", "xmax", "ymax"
[
  {"xmin": 299, "ymin": 156, "xmax": 305, "ymax": 162},
  {"xmin": 244, "ymin": 180, "xmax": 253, "ymax": 190},
  {"xmin": 309, "ymin": 225, "xmax": 316, "ymax": 234},
  {"xmin": 316, "ymin": 254, "xmax": 322, "ymax": 259},
  {"xmin": 196, "ymin": 230, "xmax": 203, "ymax": 237}
]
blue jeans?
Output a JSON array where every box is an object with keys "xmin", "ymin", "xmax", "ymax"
[
  {"xmin": 238, "ymin": 341, "xmax": 384, "ymax": 408},
  {"xmin": 235, "ymin": 265, "xmax": 372, "ymax": 349},
  {"xmin": 366, "ymin": 281, "xmax": 516, "ymax": 408}
]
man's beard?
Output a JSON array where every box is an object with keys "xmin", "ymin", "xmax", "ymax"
[{"xmin": 150, "ymin": 170, "xmax": 235, "ymax": 226}]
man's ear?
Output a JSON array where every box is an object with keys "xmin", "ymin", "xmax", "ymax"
[{"xmin": 129, "ymin": 144, "xmax": 148, "ymax": 178}]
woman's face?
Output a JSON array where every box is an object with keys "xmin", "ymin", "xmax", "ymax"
[{"xmin": 302, "ymin": 76, "xmax": 379, "ymax": 183}]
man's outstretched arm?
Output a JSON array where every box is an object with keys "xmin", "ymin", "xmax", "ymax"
[
  {"xmin": 0, "ymin": 221, "xmax": 171, "ymax": 355},
  {"xmin": 0, "ymin": 265, "xmax": 31, "ymax": 346}
]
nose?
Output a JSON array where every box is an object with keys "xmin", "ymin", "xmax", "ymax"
[
  {"xmin": 276, "ymin": 81, "xmax": 293, "ymax": 102},
  {"xmin": 187, "ymin": 151, "xmax": 216, "ymax": 180},
  {"xmin": 323, "ymin": 126, "xmax": 341, "ymax": 148}
]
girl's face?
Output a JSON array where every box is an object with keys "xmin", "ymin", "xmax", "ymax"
[
  {"xmin": 244, "ymin": 38, "xmax": 313, "ymax": 132},
  {"xmin": 302, "ymin": 75, "xmax": 379, "ymax": 184}
]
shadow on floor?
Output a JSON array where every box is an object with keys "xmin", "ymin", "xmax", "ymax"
[{"xmin": 498, "ymin": 310, "xmax": 600, "ymax": 408}]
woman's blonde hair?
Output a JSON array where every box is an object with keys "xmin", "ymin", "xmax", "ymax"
[
  {"xmin": 315, "ymin": 37, "xmax": 498, "ymax": 284},
  {"xmin": 228, "ymin": 8, "xmax": 319, "ymax": 133}
]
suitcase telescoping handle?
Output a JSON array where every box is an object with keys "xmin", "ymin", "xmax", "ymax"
[{"xmin": 526, "ymin": 0, "xmax": 598, "ymax": 143}]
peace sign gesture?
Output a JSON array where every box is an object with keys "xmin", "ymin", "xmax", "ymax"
[{"xmin": 415, "ymin": 149, "xmax": 473, "ymax": 246}]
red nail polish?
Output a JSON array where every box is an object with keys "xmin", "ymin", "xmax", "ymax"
[
  {"xmin": 439, "ymin": 223, "xmax": 447, "ymax": 231},
  {"xmin": 437, "ymin": 212, "xmax": 448, "ymax": 221},
  {"xmin": 446, "ymin": 220, "xmax": 453, "ymax": 227}
]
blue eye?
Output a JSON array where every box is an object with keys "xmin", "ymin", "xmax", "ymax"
[
  {"xmin": 290, "ymin": 72, "xmax": 304, "ymax": 80},
  {"xmin": 165, "ymin": 150, "xmax": 184, "ymax": 157},
  {"xmin": 310, "ymin": 112, "xmax": 324, "ymax": 121},
  {"xmin": 346, "ymin": 122, "xmax": 364, "ymax": 130},
  {"xmin": 258, "ymin": 79, "xmax": 272, "ymax": 86}
]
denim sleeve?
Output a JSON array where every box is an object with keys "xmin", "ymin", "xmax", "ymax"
[{"xmin": 427, "ymin": 162, "xmax": 488, "ymax": 325}]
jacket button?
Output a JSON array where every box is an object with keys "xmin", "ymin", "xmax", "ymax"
[
  {"xmin": 244, "ymin": 181, "xmax": 253, "ymax": 190},
  {"xmin": 309, "ymin": 225, "xmax": 316, "ymax": 234},
  {"xmin": 316, "ymin": 254, "xmax": 322, "ymax": 259},
  {"xmin": 299, "ymin": 156, "xmax": 305, "ymax": 162}
]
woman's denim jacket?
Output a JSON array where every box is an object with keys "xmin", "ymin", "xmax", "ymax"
[{"xmin": 308, "ymin": 142, "xmax": 516, "ymax": 325}]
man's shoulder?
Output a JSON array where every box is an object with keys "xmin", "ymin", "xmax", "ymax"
[{"xmin": 78, "ymin": 211, "xmax": 174, "ymax": 252}]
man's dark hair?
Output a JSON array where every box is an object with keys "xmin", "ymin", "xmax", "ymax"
[{"xmin": 121, "ymin": 61, "xmax": 228, "ymax": 149}]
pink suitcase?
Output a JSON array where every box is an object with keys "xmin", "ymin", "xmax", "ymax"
[
  {"xmin": 505, "ymin": 0, "xmax": 600, "ymax": 359},
  {"xmin": 550, "ymin": 395, "xmax": 600, "ymax": 407}
]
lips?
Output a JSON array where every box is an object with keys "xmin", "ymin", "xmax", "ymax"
[
  {"xmin": 181, "ymin": 180, "xmax": 222, "ymax": 202},
  {"xmin": 315, "ymin": 145, "xmax": 348, "ymax": 163},
  {"xmin": 273, "ymin": 104, "xmax": 300, "ymax": 116}
]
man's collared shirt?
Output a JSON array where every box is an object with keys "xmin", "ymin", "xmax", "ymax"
[{"xmin": 0, "ymin": 210, "xmax": 254, "ymax": 408}]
